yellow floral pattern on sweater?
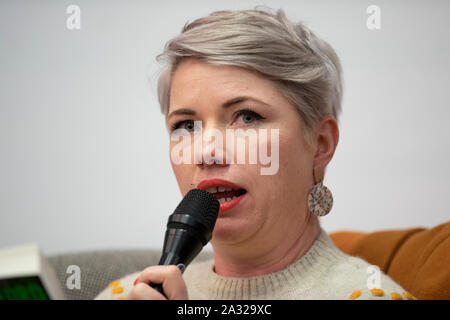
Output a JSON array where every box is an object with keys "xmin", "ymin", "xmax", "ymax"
[{"xmin": 349, "ymin": 288, "xmax": 417, "ymax": 300}]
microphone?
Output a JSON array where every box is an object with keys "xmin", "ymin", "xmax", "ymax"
[{"xmin": 150, "ymin": 189, "xmax": 220, "ymax": 297}]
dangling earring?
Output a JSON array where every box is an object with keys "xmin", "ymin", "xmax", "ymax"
[{"xmin": 308, "ymin": 167, "xmax": 333, "ymax": 217}]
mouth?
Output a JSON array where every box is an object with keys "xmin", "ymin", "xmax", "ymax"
[{"xmin": 197, "ymin": 178, "xmax": 248, "ymax": 213}]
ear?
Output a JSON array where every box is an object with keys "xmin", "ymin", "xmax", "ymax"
[{"xmin": 312, "ymin": 115, "xmax": 339, "ymax": 178}]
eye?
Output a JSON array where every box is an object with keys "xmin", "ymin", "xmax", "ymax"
[
  {"xmin": 233, "ymin": 109, "xmax": 265, "ymax": 125},
  {"xmin": 171, "ymin": 120, "xmax": 195, "ymax": 132}
]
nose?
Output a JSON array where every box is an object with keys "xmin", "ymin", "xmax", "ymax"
[{"xmin": 194, "ymin": 122, "xmax": 229, "ymax": 168}]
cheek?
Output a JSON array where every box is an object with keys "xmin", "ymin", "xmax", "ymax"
[
  {"xmin": 277, "ymin": 130, "xmax": 313, "ymax": 185},
  {"xmin": 170, "ymin": 160, "xmax": 195, "ymax": 196},
  {"xmin": 169, "ymin": 137, "xmax": 196, "ymax": 194}
]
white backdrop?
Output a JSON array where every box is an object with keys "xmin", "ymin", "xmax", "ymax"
[{"xmin": 1, "ymin": 0, "xmax": 449, "ymax": 255}]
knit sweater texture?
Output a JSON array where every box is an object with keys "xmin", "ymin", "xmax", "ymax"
[{"xmin": 95, "ymin": 228, "xmax": 409, "ymax": 300}]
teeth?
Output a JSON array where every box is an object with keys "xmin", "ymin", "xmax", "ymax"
[
  {"xmin": 218, "ymin": 197, "xmax": 237, "ymax": 203},
  {"xmin": 208, "ymin": 186, "xmax": 236, "ymax": 193},
  {"xmin": 206, "ymin": 187, "xmax": 218, "ymax": 194}
]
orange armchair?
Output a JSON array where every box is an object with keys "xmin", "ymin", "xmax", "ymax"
[{"xmin": 329, "ymin": 222, "xmax": 450, "ymax": 300}]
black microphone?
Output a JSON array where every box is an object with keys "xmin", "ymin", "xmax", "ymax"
[{"xmin": 150, "ymin": 189, "xmax": 220, "ymax": 297}]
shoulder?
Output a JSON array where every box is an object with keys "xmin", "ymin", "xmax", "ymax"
[
  {"xmin": 182, "ymin": 259, "xmax": 215, "ymax": 298},
  {"xmin": 325, "ymin": 254, "xmax": 417, "ymax": 300},
  {"xmin": 183, "ymin": 259, "xmax": 213, "ymax": 279},
  {"xmin": 94, "ymin": 271, "xmax": 140, "ymax": 300}
]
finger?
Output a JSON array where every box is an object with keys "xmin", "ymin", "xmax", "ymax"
[
  {"xmin": 135, "ymin": 265, "xmax": 188, "ymax": 300},
  {"xmin": 126, "ymin": 283, "xmax": 166, "ymax": 300},
  {"xmin": 136, "ymin": 265, "xmax": 187, "ymax": 300}
]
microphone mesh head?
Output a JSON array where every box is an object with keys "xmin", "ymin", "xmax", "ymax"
[{"xmin": 173, "ymin": 189, "xmax": 220, "ymax": 231}]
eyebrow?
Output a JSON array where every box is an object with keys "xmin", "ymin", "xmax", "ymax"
[{"xmin": 167, "ymin": 96, "xmax": 269, "ymax": 121}]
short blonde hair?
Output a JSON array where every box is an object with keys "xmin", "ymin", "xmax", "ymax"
[{"xmin": 156, "ymin": 7, "xmax": 343, "ymax": 147}]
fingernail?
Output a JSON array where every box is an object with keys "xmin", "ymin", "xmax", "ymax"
[{"xmin": 133, "ymin": 278, "xmax": 138, "ymax": 286}]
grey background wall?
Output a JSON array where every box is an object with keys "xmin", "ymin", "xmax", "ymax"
[{"xmin": 1, "ymin": 0, "xmax": 449, "ymax": 255}]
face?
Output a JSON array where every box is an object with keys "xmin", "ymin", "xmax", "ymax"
[{"xmin": 166, "ymin": 58, "xmax": 316, "ymax": 248}]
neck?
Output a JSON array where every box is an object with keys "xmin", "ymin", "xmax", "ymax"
[{"xmin": 212, "ymin": 214, "xmax": 321, "ymax": 277}]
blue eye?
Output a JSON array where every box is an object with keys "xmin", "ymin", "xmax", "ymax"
[{"xmin": 171, "ymin": 120, "xmax": 195, "ymax": 132}]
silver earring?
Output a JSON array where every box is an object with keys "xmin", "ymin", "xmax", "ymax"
[{"xmin": 308, "ymin": 168, "xmax": 333, "ymax": 217}]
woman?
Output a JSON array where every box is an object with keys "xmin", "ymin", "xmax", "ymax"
[{"xmin": 96, "ymin": 7, "xmax": 407, "ymax": 300}]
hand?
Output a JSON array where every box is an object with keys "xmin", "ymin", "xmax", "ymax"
[{"xmin": 126, "ymin": 265, "xmax": 188, "ymax": 300}]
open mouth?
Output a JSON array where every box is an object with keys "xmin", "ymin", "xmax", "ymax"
[
  {"xmin": 197, "ymin": 179, "xmax": 248, "ymax": 213},
  {"xmin": 204, "ymin": 187, "xmax": 247, "ymax": 203}
]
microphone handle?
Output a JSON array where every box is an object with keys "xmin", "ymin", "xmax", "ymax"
[
  {"xmin": 150, "ymin": 253, "xmax": 186, "ymax": 299},
  {"xmin": 148, "ymin": 226, "xmax": 204, "ymax": 298}
]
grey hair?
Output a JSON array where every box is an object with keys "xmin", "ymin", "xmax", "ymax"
[{"xmin": 156, "ymin": 7, "xmax": 343, "ymax": 147}]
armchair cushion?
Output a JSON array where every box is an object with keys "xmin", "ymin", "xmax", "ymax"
[
  {"xmin": 48, "ymin": 249, "xmax": 213, "ymax": 300},
  {"xmin": 329, "ymin": 222, "xmax": 450, "ymax": 300}
]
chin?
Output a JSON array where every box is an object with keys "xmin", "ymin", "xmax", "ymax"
[
  {"xmin": 211, "ymin": 212, "xmax": 262, "ymax": 247},
  {"xmin": 211, "ymin": 217, "xmax": 249, "ymax": 245}
]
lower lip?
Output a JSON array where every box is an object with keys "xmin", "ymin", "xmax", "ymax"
[{"xmin": 218, "ymin": 192, "xmax": 247, "ymax": 213}]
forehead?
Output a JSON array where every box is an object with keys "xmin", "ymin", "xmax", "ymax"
[
  {"xmin": 173, "ymin": 59, "xmax": 261, "ymax": 86},
  {"xmin": 169, "ymin": 59, "xmax": 280, "ymax": 108}
]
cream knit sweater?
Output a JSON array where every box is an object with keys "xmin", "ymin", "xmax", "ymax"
[{"xmin": 95, "ymin": 228, "xmax": 413, "ymax": 300}]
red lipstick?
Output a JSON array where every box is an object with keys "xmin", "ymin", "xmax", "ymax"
[{"xmin": 197, "ymin": 178, "xmax": 247, "ymax": 213}]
